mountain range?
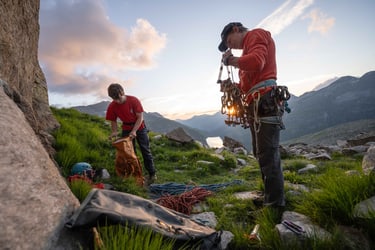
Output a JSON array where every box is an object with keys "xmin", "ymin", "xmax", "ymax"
[{"xmin": 72, "ymin": 71, "xmax": 375, "ymax": 150}]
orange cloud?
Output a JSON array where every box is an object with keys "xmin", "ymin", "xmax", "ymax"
[{"xmin": 39, "ymin": 0, "xmax": 166, "ymax": 98}]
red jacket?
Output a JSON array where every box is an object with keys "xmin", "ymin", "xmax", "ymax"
[
  {"xmin": 106, "ymin": 95, "xmax": 145, "ymax": 131},
  {"xmin": 237, "ymin": 28, "xmax": 277, "ymax": 103}
]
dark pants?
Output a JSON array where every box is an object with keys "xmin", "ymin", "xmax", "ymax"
[
  {"xmin": 248, "ymin": 91, "xmax": 285, "ymax": 207},
  {"xmin": 122, "ymin": 127, "xmax": 156, "ymax": 176}
]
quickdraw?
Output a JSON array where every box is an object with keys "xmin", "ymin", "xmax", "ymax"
[{"xmin": 217, "ymin": 63, "xmax": 250, "ymax": 128}]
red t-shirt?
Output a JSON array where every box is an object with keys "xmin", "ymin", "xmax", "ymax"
[
  {"xmin": 105, "ymin": 95, "xmax": 145, "ymax": 131},
  {"xmin": 237, "ymin": 28, "xmax": 277, "ymax": 103}
]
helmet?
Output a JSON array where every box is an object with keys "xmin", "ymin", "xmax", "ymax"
[{"xmin": 70, "ymin": 162, "xmax": 94, "ymax": 178}]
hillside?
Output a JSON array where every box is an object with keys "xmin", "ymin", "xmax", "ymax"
[
  {"xmin": 179, "ymin": 71, "xmax": 375, "ymax": 149},
  {"xmin": 282, "ymin": 71, "xmax": 375, "ymax": 141},
  {"xmin": 51, "ymin": 107, "xmax": 375, "ymax": 250},
  {"xmin": 72, "ymin": 71, "xmax": 375, "ymax": 150},
  {"xmin": 282, "ymin": 119, "xmax": 375, "ymax": 146},
  {"xmin": 73, "ymin": 101, "xmax": 208, "ymax": 146}
]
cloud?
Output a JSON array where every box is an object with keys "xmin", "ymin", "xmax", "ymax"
[
  {"xmin": 303, "ymin": 9, "xmax": 335, "ymax": 34},
  {"xmin": 256, "ymin": 0, "xmax": 314, "ymax": 35},
  {"xmin": 39, "ymin": 0, "xmax": 166, "ymax": 99}
]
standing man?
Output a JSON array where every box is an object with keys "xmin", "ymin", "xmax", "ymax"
[
  {"xmin": 218, "ymin": 22, "xmax": 285, "ymax": 209},
  {"xmin": 106, "ymin": 83, "xmax": 157, "ymax": 185}
]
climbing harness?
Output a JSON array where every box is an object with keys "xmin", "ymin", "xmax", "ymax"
[{"xmin": 216, "ymin": 62, "xmax": 291, "ymax": 131}]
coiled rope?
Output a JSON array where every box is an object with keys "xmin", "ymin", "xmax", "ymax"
[
  {"xmin": 151, "ymin": 180, "xmax": 243, "ymax": 215},
  {"xmin": 149, "ymin": 180, "xmax": 243, "ymax": 198},
  {"xmin": 156, "ymin": 187, "xmax": 213, "ymax": 215}
]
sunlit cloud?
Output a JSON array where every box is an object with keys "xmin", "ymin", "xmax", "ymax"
[
  {"xmin": 256, "ymin": 0, "xmax": 314, "ymax": 35},
  {"xmin": 39, "ymin": 0, "xmax": 166, "ymax": 100},
  {"xmin": 303, "ymin": 9, "xmax": 335, "ymax": 34}
]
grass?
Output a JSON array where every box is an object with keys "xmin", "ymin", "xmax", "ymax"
[
  {"xmin": 51, "ymin": 107, "xmax": 375, "ymax": 249},
  {"xmin": 95, "ymin": 224, "xmax": 178, "ymax": 250},
  {"xmin": 294, "ymin": 168, "xmax": 375, "ymax": 226}
]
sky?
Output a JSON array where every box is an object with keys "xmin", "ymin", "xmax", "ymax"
[{"xmin": 38, "ymin": 0, "xmax": 375, "ymax": 120}]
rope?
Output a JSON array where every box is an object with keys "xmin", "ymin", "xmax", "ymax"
[
  {"xmin": 156, "ymin": 187, "xmax": 213, "ymax": 215},
  {"xmin": 149, "ymin": 180, "xmax": 243, "ymax": 198}
]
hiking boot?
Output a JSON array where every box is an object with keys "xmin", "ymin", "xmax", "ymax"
[{"xmin": 145, "ymin": 174, "xmax": 157, "ymax": 186}]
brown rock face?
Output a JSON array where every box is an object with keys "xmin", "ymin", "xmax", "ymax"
[
  {"xmin": 0, "ymin": 0, "xmax": 59, "ymax": 156},
  {"xmin": 0, "ymin": 2, "xmax": 86, "ymax": 249}
]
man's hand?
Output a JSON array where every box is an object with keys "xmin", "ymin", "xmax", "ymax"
[
  {"xmin": 222, "ymin": 50, "xmax": 233, "ymax": 66},
  {"xmin": 129, "ymin": 131, "xmax": 137, "ymax": 139},
  {"xmin": 108, "ymin": 132, "xmax": 118, "ymax": 141}
]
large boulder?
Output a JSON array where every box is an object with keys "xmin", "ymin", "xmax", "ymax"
[
  {"xmin": 0, "ymin": 86, "xmax": 81, "ymax": 249},
  {"xmin": 0, "ymin": 1, "xmax": 84, "ymax": 249},
  {"xmin": 0, "ymin": 0, "xmax": 59, "ymax": 157}
]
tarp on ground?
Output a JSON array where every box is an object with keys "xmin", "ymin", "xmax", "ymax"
[{"xmin": 66, "ymin": 189, "xmax": 223, "ymax": 249}]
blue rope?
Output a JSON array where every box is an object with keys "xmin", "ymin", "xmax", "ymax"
[{"xmin": 149, "ymin": 180, "xmax": 243, "ymax": 198}]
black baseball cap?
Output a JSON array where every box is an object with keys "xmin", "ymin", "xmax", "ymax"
[{"xmin": 218, "ymin": 22, "xmax": 243, "ymax": 52}]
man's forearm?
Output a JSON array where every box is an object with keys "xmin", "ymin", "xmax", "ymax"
[{"xmin": 111, "ymin": 121, "xmax": 118, "ymax": 133}]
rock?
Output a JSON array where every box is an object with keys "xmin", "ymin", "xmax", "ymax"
[
  {"xmin": 196, "ymin": 160, "xmax": 215, "ymax": 165},
  {"xmin": 342, "ymin": 145, "xmax": 369, "ymax": 156},
  {"xmin": 337, "ymin": 225, "xmax": 372, "ymax": 250},
  {"xmin": 219, "ymin": 230, "xmax": 235, "ymax": 250},
  {"xmin": 277, "ymin": 211, "xmax": 331, "ymax": 245},
  {"xmin": 362, "ymin": 145, "xmax": 375, "ymax": 175},
  {"xmin": 211, "ymin": 153, "xmax": 225, "ymax": 161},
  {"xmin": 191, "ymin": 212, "xmax": 218, "ymax": 228},
  {"xmin": 0, "ymin": 1, "xmax": 59, "ymax": 157},
  {"xmin": 153, "ymin": 134, "xmax": 162, "ymax": 140},
  {"xmin": 336, "ymin": 139, "xmax": 348, "ymax": 147},
  {"xmin": 0, "ymin": 2, "xmax": 86, "ymax": 248},
  {"xmin": 166, "ymin": 127, "xmax": 194, "ymax": 143},
  {"xmin": 298, "ymin": 164, "xmax": 318, "ymax": 174},
  {"xmin": 237, "ymin": 158, "xmax": 247, "ymax": 166},
  {"xmin": 347, "ymin": 134, "xmax": 375, "ymax": 147},
  {"xmin": 353, "ymin": 196, "xmax": 375, "ymax": 219},
  {"xmin": 0, "ymin": 88, "xmax": 81, "ymax": 249},
  {"xmin": 306, "ymin": 152, "xmax": 332, "ymax": 160},
  {"xmin": 285, "ymin": 182, "xmax": 309, "ymax": 192},
  {"xmin": 233, "ymin": 190, "xmax": 263, "ymax": 206},
  {"xmin": 190, "ymin": 212, "xmax": 234, "ymax": 249},
  {"xmin": 345, "ymin": 170, "xmax": 361, "ymax": 176},
  {"xmin": 233, "ymin": 147, "xmax": 247, "ymax": 155},
  {"xmin": 223, "ymin": 136, "xmax": 245, "ymax": 151}
]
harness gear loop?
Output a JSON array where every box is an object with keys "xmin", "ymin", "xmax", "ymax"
[{"xmin": 252, "ymin": 90, "xmax": 261, "ymax": 133}]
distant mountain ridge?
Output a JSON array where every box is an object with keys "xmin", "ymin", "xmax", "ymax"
[
  {"xmin": 72, "ymin": 71, "xmax": 375, "ymax": 149},
  {"xmin": 73, "ymin": 101, "xmax": 209, "ymax": 146},
  {"xmin": 312, "ymin": 77, "xmax": 339, "ymax": 91},
  {"xmin": 179, "ymin": 71, "xmax": 375, "ymax": 148},
  {"xmin": 282, "ymin": 71, "xmax": 375, "ymax": 141}
]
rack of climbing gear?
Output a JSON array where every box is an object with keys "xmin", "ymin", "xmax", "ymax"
[
  {"xmin": 217, "ymin": 63, "xmax": 250, "ymax": 128},
  {"xmin": 217, "ymin": 62, "xmax": 291, "ymax": 129}
]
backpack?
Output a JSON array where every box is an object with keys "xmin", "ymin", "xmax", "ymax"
[{"xmin": 112, "ymin": 137, "xmax": 144, "ymax": 186}]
